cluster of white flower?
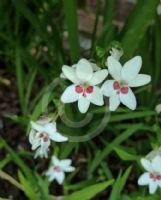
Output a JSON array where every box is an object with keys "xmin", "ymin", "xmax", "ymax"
[
  {"xmin": 138, "ymin": 148, "xmax": 161, "ymax": 194},
  {"xmin": 61, "ymin": 49, "xmax": 151, "ymax": 113},
  {"xmin": 28, "ymin": 48, "xmax": 153, "ymax": 187},
  {"xmin": 29, "ymin": 117, "xmax": 74, "ymax": 184}
]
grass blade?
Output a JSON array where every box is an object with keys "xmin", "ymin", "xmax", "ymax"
[{"xmin": 63, "ymin": 0, "xmax": 80, "ymax": 62}]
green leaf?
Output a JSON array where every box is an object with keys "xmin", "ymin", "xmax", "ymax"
[
  {"xmin": 35, "ymin": 173, "xmax": 51, "ymax": 200},
  {"xmin": 63, "ymin": 0, "xmax": 80, "ymax": 62},
  {"xmin": 15, "ymin": 47, "xmax": 25, "ymax": 114},
  {"xmin": 65, "ymin": 179, "xmax": 114, "ymax": 200},
  {"xmin": 109, "ymin": 166, "xmax": 132, "ymax": 200},
  {"xmin": 109, "ymin": 111, "xmax": 155, "ymax": 122},
  {"xmin": 0, "ymin": 156, "xmax": 11, "ymax": 170},
  {"xmin": 0, "ymin": 137, "xmax": 36, "ymax": 185},
  {"xmin": 89, "ymin": 124, "xmax": 143, "ymax": 174},
  {"xmin": 114, "ymin": 147, "xmax": 140, "ymax": 161},
  {"xmin": 18, "ymin": 171, "xmax": 38, "ymax": 200},
  {"xmin": 121, "ymin": 0, "xmax": 160, "ymax": 61}
]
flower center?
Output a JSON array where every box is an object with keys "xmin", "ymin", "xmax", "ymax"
[
  {"xmin": 150, "ymin": 173, "xmax": 161, "ymax": 181},
  {"xmin": 113, "ymin": 81, "xmax": 128, "ymax": 94},
  {"xmin": 53, "ymin": 165, "xmax": 61, "ymax": 172},
  {"xmin": 75, "ymin": 85, "xmax": 94, "ymax": 97},
  {"xmin": 39, "ymin": 133, "xmax": 48, "ymax": 142}
]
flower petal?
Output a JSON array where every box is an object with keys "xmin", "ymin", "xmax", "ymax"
[
  {"xmin": 52, "ymin": 156, "xmax": 60, "ymax": 165},
  {"xmin": 62, "ymin": 65, "xmax": 79, "ymax": 84},
  {"xmin": 34, "ymin": 146, "xmax": 49, "ymax": 159},
  {"xmin": 91, "ymin": 63, "xmax": 100, "ymax": 71},
  {"xmin": 61, "ymin": 84, "xmax": 79, "ymax": 103},
  {"xmin": 31, "ymin": 139, "xmax": 41, "ymax": 150},
  {"xmin": 31, "ymin": 121, "xmax": 44, "ymax": 132},
  {"xmin": 44, "ymin": 123, "xmax": 56, "ymax": 134},
  {"xmin": 141, "ymin": 158, "xmax": 153, "ymax": 172},
  {"xmin": 138, "ymin": 172, "xmax": 150, "ymax": 185},
  {"xmin": 109, "ymin": 94, "xmax": 120, "ymax": 111},
  {"xmin": 63, "ymin": 166, "xmax": 75, "ymax": 172},
  {"xmin": 119, "ymin": 88, "xmax": 136, "ymax": 110},
  {"xmin": 55, "ymin": 171, "xmax": 65, "ymax": 185},
  {"xmin": 89, "ymin": 69, "xmax": 108, "ymax": 85},
  {"xmin": 46, "ymin": 168, "xmax": 55, "ymax": 182},
  {"xmin": 157, "ymin": 180, "xmax": 161, "ymax": 187},
  {"xmin": 101, "ymin": 80, "xmax": 115, "ymax": 97},
  {"xmin": 152, "ymin": 156, "xmax": 161, "ymax": 174},
  {"xmin": 60, "ymin": 159, "xmax": 72, "ymax": 168},
  {"xmin": 50, "ymin": 131, "xmax": 68, "ymax": 142},
  {"xmin": 76, "ymin": 59, "xmax": 93, "ymax": 82},
  {"xmin": 44, "ymin": 123, "xmax": 68, "ymax": 142},
  {"xmin": 128, "ymin": 74, "xmax": 151, "ymax": 87},
  {"xmin": 121, "ymin": 56, "xmax": 142, "ymax": 83},
  {"xmin": 88, "ymin": 86, "xmax": 104, "ymax": 106},
  {"xmin": 107, "ymin": 56, "xmax": 122, "ymax": 81},
  {"xmin": 149, "ymin": 181, "xmax": 158, "ymax": 194},
  {"xmin": 29, "ymin": 130, "xmax": 36, "ymax": 144},
  {"xmin": 48, "ymin": 174, "xmax": 56, "ymax": 182},
  {"xmin": 78, "ymin": 96, "xmax": 90, "ymax": 113}
]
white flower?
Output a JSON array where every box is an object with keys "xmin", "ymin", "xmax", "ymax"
[
  {"xmin": 61, "ymin": 58, "xmax": 108, "ymax": 113},
  {"xmin": 138, "ymin": 155, "xmax": 161, "ymax": 194},
  {"xmin": 157, "ymin": 1, "xmax": 161, "ymax": 15},
  {"xmin": 109, "ymin": 48, "xmax": 123, "ymax": 61},
  {"xmin": 29, "ymin": 118, "xmax": 68, "ymax": 158},
  {"xmin": 46, "ymin": 156, "xmax": 75, "ymax": 184},
  {"xmin": 101, "ymin": 56, "xmax": 151, "ymax": 111}
]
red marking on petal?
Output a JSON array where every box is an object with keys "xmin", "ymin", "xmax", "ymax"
[
  {"xmin": 113, "ymin": 81, "xmax": 120, "ymax": 90},
  {"xmin": 43, "ymin": 136, "xmax": 48, "ymax": 142},
  {"xmin": 86, "ymin": 86, "xmax": 94, "ymax": 94},
  {"xmin": 120, "ymin": 87, "xmax": 129, "ymax": 94},
  {"xmin": 53, "ymin": 166, "xmax": 61, "ymax": 172},
  {"xmin": 150, "ymin": 173, "xmax": 161, "ymax": 181},
  {"xmin": 75, "ymin": 85, "xmax": 83, "ymax": 93}
]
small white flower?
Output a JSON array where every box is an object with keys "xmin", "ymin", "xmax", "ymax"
[
  {"xmin": 109, "ymin": 48, "xmax": 123, "ymax": 61},
  {"xmin": 101, "ymin": 56, "xmax": 151, "ymax": 111},
  {"xmin": 138, "ymin": 155, "xmax": 161, "ymax": 194},
  {"xmin": 29, "ymin": 118, "xmax": 68, "ymax": 158},
  {"xmin": 61, "ymin": 58, "xmax": 108, "ymax": 113},
  {"xmin": 157, "ymin": 1, "xmax": 161, "ymax": 15},
  {"xmin": 46, "ymin": 156, "xmax": 75, "ymax": 184}
]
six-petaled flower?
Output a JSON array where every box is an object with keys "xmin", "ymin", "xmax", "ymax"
[
  {"xmin": 46, "ymin": 156, "xmax": 75, "ymax": 184},
  {"xmin": 138, "ymin": 155, "xmax": 161, "ymax": 194},
  {"xmin": 101, "ymin": 56, "xmax": 151, "ymax": 111},
  {"xmin": 61, "ymin": 58, "xmax": 108, "ymax": 113}
]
